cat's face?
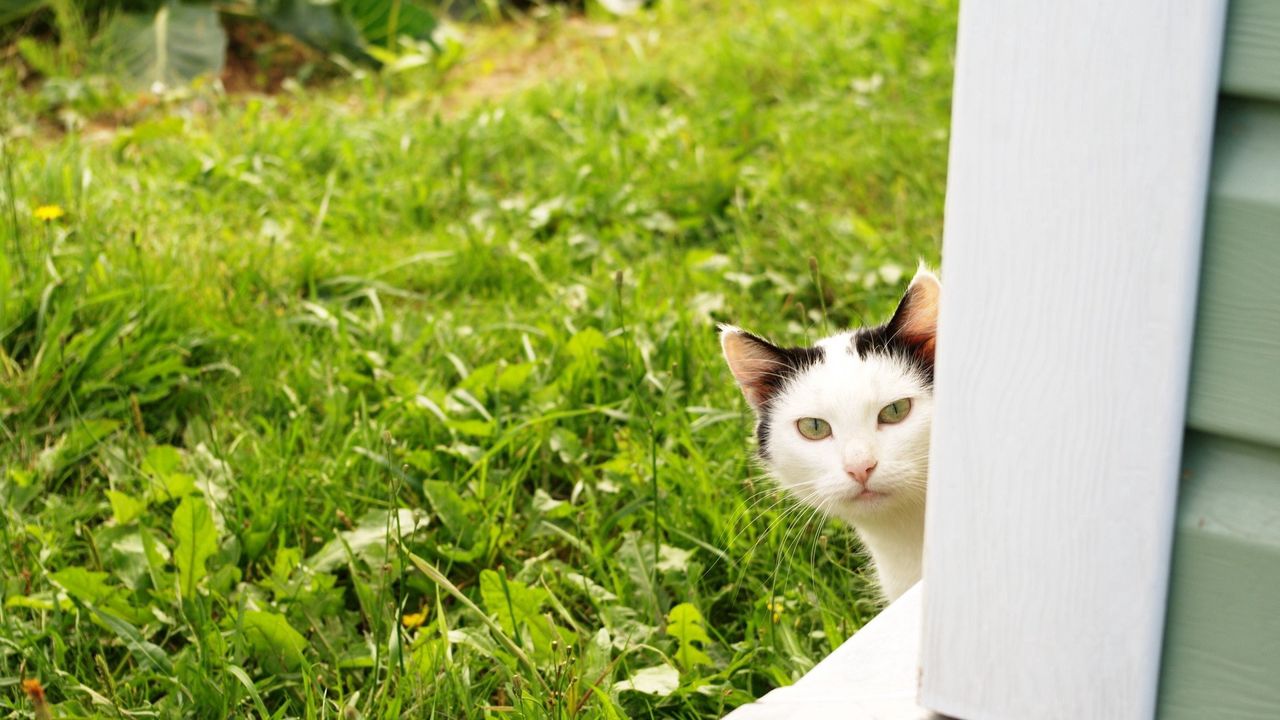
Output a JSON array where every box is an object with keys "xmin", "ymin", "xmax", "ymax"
[{"xmin": 721, "ymin": 269, "xmax": 940, "ymax": 525}]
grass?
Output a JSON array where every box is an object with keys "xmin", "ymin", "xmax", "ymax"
[{"xmin": 0, "ymin": 0, "xmax": 956, "ymax": 716}]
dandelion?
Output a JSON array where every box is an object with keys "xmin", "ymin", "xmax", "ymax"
[
  {"xmin": 402, "ymin": 607, "xmax": 429, "ymax": 629},
  {"xmin": 34, "ymin": 204, "xmax": 65, "ymax": 222},
  {"xmin": 22, "ymin": 678, "xmax": 52, "ymax": 720}
]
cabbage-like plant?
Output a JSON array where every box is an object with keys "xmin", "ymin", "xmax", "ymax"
[{"xmin": 6, "ymin": 0, "xmax": 440, "ymax": 90}]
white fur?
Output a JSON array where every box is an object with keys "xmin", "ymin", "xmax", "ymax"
[{"xmin": 759, "ymin": 332, "xmax": 932, "ymax": 601}]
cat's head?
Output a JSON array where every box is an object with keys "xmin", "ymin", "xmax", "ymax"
[{"xmin": 720, "ymin": 268, "xmax": 940, "ymax": 524}]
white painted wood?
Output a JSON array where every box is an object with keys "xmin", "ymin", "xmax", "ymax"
[
  {"xmin": 919, "ymin": 2, "xmax": 1227, "ymax": 720},
  {"xmin": 723, "ymin": 584, "xmax": 937, "ymax": 720}
]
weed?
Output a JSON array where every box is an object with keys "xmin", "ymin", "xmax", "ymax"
[{"xmin": 0, "ymin": 0, "xmax": 955, "ymax": 716}]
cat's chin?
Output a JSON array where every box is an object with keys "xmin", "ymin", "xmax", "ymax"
[{"xmin": 826, "ymin": 486, "xmax": 904, "ymax": 519}]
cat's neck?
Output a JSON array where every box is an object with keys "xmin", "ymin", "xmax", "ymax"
[{"xmin": 842, "ymin": 508, "xmax": 925, "ymax": 602}]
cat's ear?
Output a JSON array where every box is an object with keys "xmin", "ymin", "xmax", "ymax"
[
  {"xmin": 720, "ymin": 325, "xmax": 788, "ymax": 411},
  {"xmin": 886, "ymin": 266, "xmax": 941, "ymax": 364}
]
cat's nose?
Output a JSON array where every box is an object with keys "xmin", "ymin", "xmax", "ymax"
[{"xmin": 845, "ymin": 461, "xmax": 878, "ymax": 486}]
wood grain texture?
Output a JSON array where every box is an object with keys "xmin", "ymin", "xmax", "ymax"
[
  {"xmin": 1158, "ymin": 432, "xmax": 1280, "ymax": 719},
  {"xmin": 918, "ymin": 2, "xmax": 1226, "ymax": 719},
  {"xmin": 1222, "ymin": 0, "xmax": 1280, "ymax": 101},
  {"xmin": 1186, "ymin": 99, "xmax": 1280, "ymax": 448},
  {"xmin": 724, "ymin": 584, "xmax": 937, "ymax": 720}
]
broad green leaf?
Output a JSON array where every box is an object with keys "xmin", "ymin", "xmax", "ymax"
[
  {"xmin": 548, "ymin": 428, "xmax": 584, "ymax": 463},
  {"xmin": 563, "ymin": 571, "xmax": 619, "ymax": 603},
  {"xmin": 7, "ymin": 467, "xmax": 34, "ymax": 488},
  {"xmin": 241, "ymin": 610, "xmax": 308, "ymax": 671},
  {"xmin": 209, "ymin": 563, "xmax": 242, "ymax": 595},
  {"xmin": 102, "ymin": 2, "xmax": 227, "ymax": 91},
  {"xmin": 421, "ymin": 481, "xmax": 476, "ymax": 536},
  {"xmin": 104, "ymin": 531, "xmax": 154, "ymax": 591},
  {"xmin": 478, "ymin": 569, "xmax": 568, "ymax": 664},
  {"xmin": 172, "ymin": 495, "xmax": 218, "ymax": 598},
  {"xmin": 657, "ymin": 544, "xmax": 693, "ymax": 573},
  {"xmin": 616, "ymin": 532, "xmax": 658, "ymax": 617},
  {"xmin": 95, "ymin": 610, "xmax": 174, "ymax": 675},
  {"xmin": 143, "ymin": 445, "xmax": 183, "ymax": 476},
  {"xmin": 36, "ymin": 418, "xmax": 121, "ymax": 479},
  {"xmin": 265, "ymin": 546, "xmax": 309, "ymax": 600},
  {"xmin": 446, "ymin": 419, "xmax": 494, "ymax": 438},
  {"xmin": 496, "ymin": 363, "xmax": 534, "ymax": 392},
  {"xmin": 160, "ymin": 472, "xmax": 196, "ymax": 500},
  {"xmin": 445, "ymin": 626, "xmax": 501, "ymax": 658},
  {"xmin": 139, "ymin": 526, "xmax": 172, "ymax": 595},
  {"xmin": 343, "ymin": 0, "xmax": 438, "ymax": 48},
  {"xmin": 456, "ymin": 361, "xmax": 532, "ymax": 400},
  {"xmin": 305, "ymin": 507, "xmax": 429, "ymax": 573},
  {"xmin": 106, "ymin": 490, "xmax": 147, "ymax": 525},
  {"xmin": 272, "ymin": 546, "xmax": 304, "ymax": 587},
  {"xmin": 17, "ymin": 37, "xmax": 60, "ymax": 76},
  {"xmin": 5, "ymin": 594, "xmax": 72, "ymax": 611},
  {"xmin": 458, "ymin": 362, "xmax": 497, "ymax": 400},
  {"xmin": 532, "ymin": 489, "xmax": 571, "ymax": 518},
  {"xmin": 49, "ymin": 567, "xmax": 114, "ymax": 604},
  {"xmin": 613, "ymin": 664, "xmax": 680, "ymax": 696},
  {"xmin": 143, "ymin": 445, "xmax": 196, "ymax": 500},
  {"xmin": 479, "ymin": 569, "xmax": 549, "ymax": 637},
  {"xmin": 50, "ymin": 563, "xmax": 151, "ymax": 624},
  {"xmin": 583, "ymin": 627, "xmax": 613, "ymax": 680},
  {"xmin": 256, "ymin": 0, "xmax": 371, "ymax": 64},
  {"xmin": 565, "ymin": 328, "xmax": 607, "ymax": 360},
  {"xmin": 666, "ymin": 603, "xmax": 713, "ymax": 669}
]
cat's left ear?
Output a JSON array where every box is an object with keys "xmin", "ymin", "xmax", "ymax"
[{"xmin": 886, "ymin": 265, "xmax": 941, "ymax": 364}]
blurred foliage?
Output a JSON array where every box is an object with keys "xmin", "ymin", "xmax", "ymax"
[{"xmin": 3, "ymin": 0, "xmax": 442, "ymax": 89}]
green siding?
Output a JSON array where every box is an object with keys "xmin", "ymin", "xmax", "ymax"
[
  {"xmin": 1222, "ymin": 0, "xmax": 1280, "ymax": 102},
  {"xmin": 1159, "ymin": 3, "xmax": 1280, "ymax": 714},
  {"xmin": 1186, "ymin": 100, "xmax": 1280, "ymax": 448},
  {"xmin": 1159, "ymin": 433, "xmax": 1280, "ymax": 720}
]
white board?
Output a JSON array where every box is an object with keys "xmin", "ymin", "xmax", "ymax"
[
  {"xmin": 920, "ymin": 2, "xmax": 1227, "ymax": 719},
  {"xmin": 723, "ymin": 583, "xmax": 935, "ymax": 720}
]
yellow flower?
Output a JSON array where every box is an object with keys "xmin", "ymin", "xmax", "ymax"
[
  {"xmin": 402, "ymin": 608, "xmax": 429, "ymax": 629},
  {"xmin": 34, "ymin": 204, "xmax": 65, "ymax": 222},
  {"xmin": 766, "ymin": 600, "xmax": 784, "ymax": 624}
]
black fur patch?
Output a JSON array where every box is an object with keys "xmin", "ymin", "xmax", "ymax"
[
  {"xmin": 751, "ymin": 339, "xmax": 824, "ymax": 459},
  {"xmin": 850, "ymin": 323, "xmax": 935, "ymax": 385}
]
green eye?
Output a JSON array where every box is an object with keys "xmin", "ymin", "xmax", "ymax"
[
  {"xmin": 877, "ymin": 398, "xmax": 912, "ymax": 424},
  {"xmin": 796, "ymin": 417, "xmax": 832, "ymax": 440}
]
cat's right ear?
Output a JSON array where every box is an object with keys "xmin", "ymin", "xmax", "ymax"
[{"xmin": 720, "ymin": 325, "xmax": 787, "ymax": 412}]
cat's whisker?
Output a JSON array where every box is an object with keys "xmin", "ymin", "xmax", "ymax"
[
  {"xmin": 704, "ymin": 484, "xmax": 814, "ymax": 579},
  {"xmin": 734, "ymin": 487, "xmax": 826, "ymax": 567},
  {"xmin": 768, "ymin": 496, "xmax": 829, "ymax": 592},
  {"xmin": 761, "ymin": 504, "xmax": 812, "ymax": 593}
]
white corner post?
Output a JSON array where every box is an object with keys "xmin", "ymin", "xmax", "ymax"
[{"xmin": 920, "ymin": 2, "xmax": 1227, "ymax": 719}]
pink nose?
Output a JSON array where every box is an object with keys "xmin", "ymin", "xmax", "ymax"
[{"xmin": 845, "ymin": 461, "xmax": 878, "ymax": 486}]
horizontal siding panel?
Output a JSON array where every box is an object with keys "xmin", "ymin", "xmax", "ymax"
[
  {"xmin": 1222, "ymin": 0, "xmax": 1280, "ymax": 101},
  {"xmin": 1186, "ymin": 100, "xmax": 1280, "ymax": 448},
  {"xmin": 1158, "ymin": 432, "xmax": 1280, "ymax": 719}
]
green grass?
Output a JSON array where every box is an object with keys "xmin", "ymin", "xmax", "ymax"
[{"xmin": 0, "ymin": 1, "xmax": 955, "ymax": 716}]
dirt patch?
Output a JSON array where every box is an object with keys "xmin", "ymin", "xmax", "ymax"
[
  {"xmin": 438, "ymin": 17, "xmax": 623, "ymax": 113},
  {"xmin": 219, "ymin": 16, "xmax": 332, "ymax": 94}
]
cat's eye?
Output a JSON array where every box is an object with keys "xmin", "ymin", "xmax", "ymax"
[
  {"xmin": 878, "ymin": 398, "xmax": 912, "ymax": 424},
  {"xmin": 796, "ymin": 417, "xmax": 832, "ymax": 440}
]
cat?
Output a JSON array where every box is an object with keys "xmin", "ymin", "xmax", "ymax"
[{"xmin": 720, "ymin": 267, "xmax": 939, "ymax": 601}]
